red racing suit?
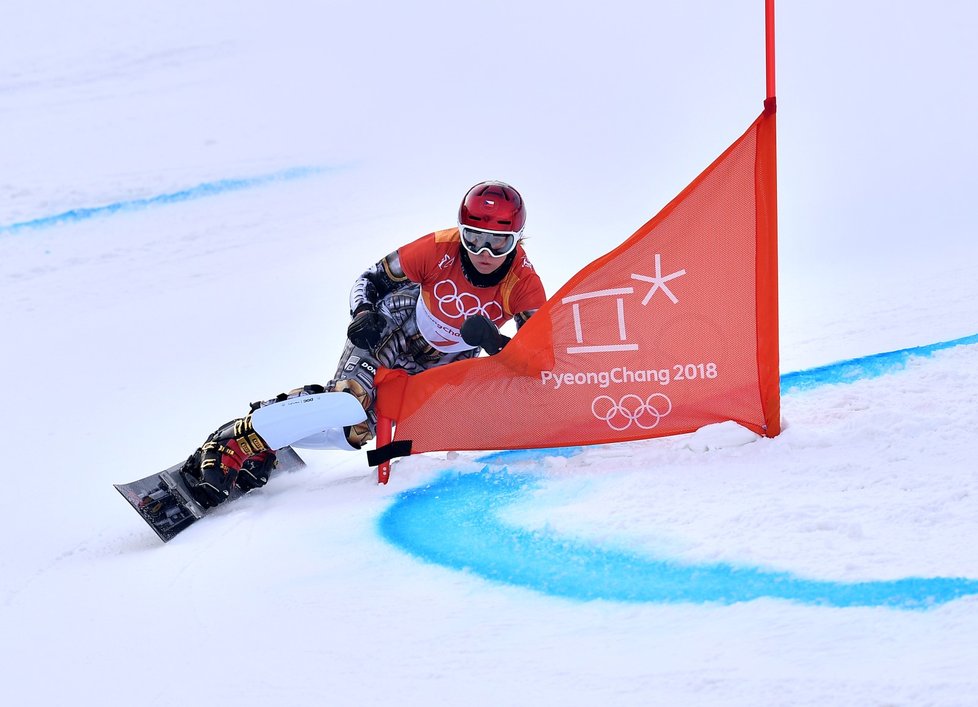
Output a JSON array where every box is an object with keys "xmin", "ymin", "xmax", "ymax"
[{"xmin": 327, "ymin": 228, "xmax": 547, "ymax": 446}]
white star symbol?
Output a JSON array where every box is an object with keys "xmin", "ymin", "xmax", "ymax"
[{"xmin": 631, "ymin": 254, "xmax": 687, "ymax": 305}]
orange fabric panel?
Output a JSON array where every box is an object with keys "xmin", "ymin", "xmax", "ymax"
[{"xmin": 376, "ymin": 109, "xmax": 780, "ymax": 453}]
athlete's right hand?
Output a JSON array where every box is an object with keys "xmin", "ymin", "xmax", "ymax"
[
  {"xmin": 347, "ymin": 304, "xmax": 387, "ymax": 350},
  {"xmin": 461, "ymin": 314, "xmax": 511, "ymax": 355}
]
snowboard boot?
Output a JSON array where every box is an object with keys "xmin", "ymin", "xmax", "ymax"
[{"xmin": 182, "ymin": 416, "xmax": 271, "ymax": 508}]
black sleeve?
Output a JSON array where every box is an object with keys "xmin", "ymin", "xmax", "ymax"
[
  {"xmin": 514, "ymin": 309, "xmax": 538, "ymax": 329},
  {"xmin": 349, "ymin": 251, "xmax": 411, "ymax": 315}
]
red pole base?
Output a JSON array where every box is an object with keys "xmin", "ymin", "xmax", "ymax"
[{"xmin": 376, "ymin": 415, "xmax": 393, "ymax": 484}]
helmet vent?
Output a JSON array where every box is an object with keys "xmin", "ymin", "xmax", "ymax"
[{"xmin": 479, "ymin": 186, "xmax": 511, "ymax": 201}]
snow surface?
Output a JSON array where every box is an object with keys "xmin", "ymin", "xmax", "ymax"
[{"xmin": 3, "ymin": 1, "xmax": 978, "ymax": 705}]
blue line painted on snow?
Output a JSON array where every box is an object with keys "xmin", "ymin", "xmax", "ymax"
[
  {"xmin": 475, "ymin": 447, "xmax": 584, "ymax": 465},
  {"xmin": 0, "ymin": 165, "xmax": 341, "ymax": 235},
  {"xmin": 380, "ymin": 334, "xmax": 978, "ymax": 608},
  {"xmin": 380, "ymin": 469, "xmax": 978, "ymax": 608},
  {"xmin": 781, "ymin": 332, "xmax": 978, "ymax": 394}
]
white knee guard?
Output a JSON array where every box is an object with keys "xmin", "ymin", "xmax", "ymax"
[
  {"xmin": 251, "ymin": 392, "xmax": 367, "ymax": 450},
  {"xmin": 291, "ymin": 426, "xmax": 359, "ymax": 451}
]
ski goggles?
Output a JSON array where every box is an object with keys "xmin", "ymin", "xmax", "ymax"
[{"xmin": 459, "ymin": 225, "xmax": 521, "ymax": 257}]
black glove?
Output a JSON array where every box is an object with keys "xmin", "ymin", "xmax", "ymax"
[
  {"xmin": 347, "ymin": 304, "xmax": 387, "ymax": 350},
  {"xmin": 460, "ymin": 314, "xmax": 511, "ymax": 355},
  {"xmin": 236, "ymin": 450, "xmax": 277, "ymax": 492}
]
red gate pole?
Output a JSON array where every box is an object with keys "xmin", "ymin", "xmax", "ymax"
[
  {"xmin": 376, "ymin": 414, "xmax": 393, "ymax": 484},
  {"xmin": 765, "ymin": 0, "xmax": 776, "ymax": 106},
  {"xmin": 760, "ymin": 0, "xmax": 780, "ymax": 434}
]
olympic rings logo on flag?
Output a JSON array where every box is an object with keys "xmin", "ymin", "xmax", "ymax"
[
  {"xmin": 434, "ymin": 280, "xmax": 503, "ymax": 321},
  {"xmin": 591, "ymin": 393, "xmax": 673, "ymax": 431}
]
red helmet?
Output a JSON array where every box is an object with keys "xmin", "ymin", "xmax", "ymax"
[{"xmin": 458, "ymin": 180, "xmax": 526, "ymax": 233}]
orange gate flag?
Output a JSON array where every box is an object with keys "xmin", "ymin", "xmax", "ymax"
[{"xmin": 375, "ymin": 106, "xmax": 779, "ymax": 456}]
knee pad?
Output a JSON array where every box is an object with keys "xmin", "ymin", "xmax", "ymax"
[{"xmin": 250, "ymin": 384, "xmax": 327, "ymax": 412}]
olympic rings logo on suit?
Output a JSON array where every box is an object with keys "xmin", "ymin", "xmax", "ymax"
[
  {"xmin": 433, "ymin": 280, "xmax": 503, "ymax": 322},
  {"xmin": 591, "ymin": 393, "xmax": 673, "ymax": 431}
]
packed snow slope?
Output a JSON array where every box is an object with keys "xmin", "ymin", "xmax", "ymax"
[{"xmin": 2, "ymin": 1, "xmax": 977, "ymax": 705}]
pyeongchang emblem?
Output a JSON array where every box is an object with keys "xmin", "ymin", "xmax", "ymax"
[
  {"xmin": 433, "ymin": 280, "xmax": 503, "ymax": 322},
  {"xmin": 591, "ymin": 393, "xmax": 673, "ymax": 431}
]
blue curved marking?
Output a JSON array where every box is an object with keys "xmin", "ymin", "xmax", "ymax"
[
  {"xmin": 380, "ymin": 470, "xmax": 978, "ymax": 608},
  {"xmin": 0, "ymin": 165, "xmax": 344, "ymax": 235},
  {"xmin": 380, "ymin": 334, "xmax": 978, "ymax": 607},
  {"xmin": 781, "ymin": 333, "xmax": 978, "ymax": 394},
  {"xmin": 475, "ymin": 447, "xmax": 584, "ymax": 465}
]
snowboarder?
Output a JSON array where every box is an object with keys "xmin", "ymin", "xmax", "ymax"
[{"xmin": 182, "ymin": 180, "xmax": 548, "ymax": 508}]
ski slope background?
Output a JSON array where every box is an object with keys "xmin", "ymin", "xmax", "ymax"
[{"xmin": 3, "ymin": 1, "xmax": 978, "ymax": 705}]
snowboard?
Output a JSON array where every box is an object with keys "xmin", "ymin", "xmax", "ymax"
[
  {"xmin": 115, "ymin": 391, "xmax": 368, "ymax": 542},
  {"xmin": 114, "ymin": 446, "xmax": 306, "ymax": 542}
]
